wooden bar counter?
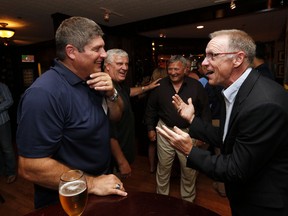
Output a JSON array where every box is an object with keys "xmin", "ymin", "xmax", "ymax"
[{"xmin": 24, "ymin": 191, "xmax": 219, "ymax": 216}]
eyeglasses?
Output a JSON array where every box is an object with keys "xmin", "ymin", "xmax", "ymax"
[{"xmin": 205, "ymin": 52, "xmax": 239, "ymax": 61}]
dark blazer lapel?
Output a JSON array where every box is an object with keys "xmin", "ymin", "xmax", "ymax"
[{"xmin": 224, "ymin": 70, "xmax": 260, "ymax": 144}]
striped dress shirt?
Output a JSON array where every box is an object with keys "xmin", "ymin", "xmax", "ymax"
[{"xmin": 0, "ymin": 82, "xmax": 13, "ymax": 125}]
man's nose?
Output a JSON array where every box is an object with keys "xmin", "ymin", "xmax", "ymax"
[{"xmin": 122, "ymin": 64, "xmax": 128, "ymax": 70}]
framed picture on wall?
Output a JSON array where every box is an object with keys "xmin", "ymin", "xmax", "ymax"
[
  {"xmin": 276, "ymin": 64, "xmax": 284, "ymax": 78},
  {"xmin": 278, "ymin": 51, "xmax": 284, "ymax": 62}
]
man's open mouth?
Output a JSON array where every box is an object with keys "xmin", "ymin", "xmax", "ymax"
[{"xmin": 205, "ymin": 71, "xmax": 214, "ymax": 76}]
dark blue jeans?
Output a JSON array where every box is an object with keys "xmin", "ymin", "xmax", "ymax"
[{"xmin": 0, "ymin": 121, "xmax": 16, "ymax": 176}]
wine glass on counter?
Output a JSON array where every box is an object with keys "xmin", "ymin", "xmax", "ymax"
[{"xmin": 59, "ymin": 170, "xmax": 88, "ymax": 216}]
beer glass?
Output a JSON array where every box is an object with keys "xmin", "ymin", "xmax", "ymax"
[{"xmin": 59, "ymin": 170, "xmax": 88, "ymax": 216}]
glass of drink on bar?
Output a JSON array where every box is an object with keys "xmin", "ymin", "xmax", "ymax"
[{"xmin": 59, "ymin": 170, "xmax": 88, "ymax": 216}]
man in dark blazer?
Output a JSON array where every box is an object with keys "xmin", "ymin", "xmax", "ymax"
[{"xmin": 156, "ymin": 29, "xmax": 288, "ymax": 216}]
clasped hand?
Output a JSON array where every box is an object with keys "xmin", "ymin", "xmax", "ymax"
[{"xmin": 86, "ymin": 72, "xmax": 115, "ymax": 97}]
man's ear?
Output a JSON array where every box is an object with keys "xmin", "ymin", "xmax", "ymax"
[
  {"xmin": 233, "ymin": 52, "xmax": 245, "ymax": 68},
  {"xmin": 65, "ymin": 44, "xmax": 76, "ymax": 60}
]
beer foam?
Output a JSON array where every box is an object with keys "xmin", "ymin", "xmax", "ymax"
[{"xmin": 59, "ymin": 180, "xmax": 86, "ymax": 196}]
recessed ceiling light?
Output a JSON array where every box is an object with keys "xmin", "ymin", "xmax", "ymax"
[{"xmin": 197, "ymin": 25, "xmax": 204, "ymax": 29}]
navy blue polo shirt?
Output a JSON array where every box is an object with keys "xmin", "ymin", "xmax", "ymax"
[{"xmin": 17, "ymin": 59, "xmax": 111, "ymax": 208}]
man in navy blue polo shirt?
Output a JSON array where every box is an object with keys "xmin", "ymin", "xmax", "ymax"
[{"xmin": 16, "ymin": 16, "xmax": 127, "ymax": 209}]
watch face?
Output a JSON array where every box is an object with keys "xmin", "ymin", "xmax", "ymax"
[{"xmin": 109, "ymin": 89, "xmax": 118, "ymax": 101}]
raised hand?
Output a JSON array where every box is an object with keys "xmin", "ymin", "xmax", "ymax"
[
  {"xmin": 147, "ymin": 78, "xmax": 161, "ymax": 90},
  {"xmin": 172, "ymin": 94, "xmax": 195, "ymax": 124},
  {"xmin": 156, "ymin": 125, "xmax": 193, "ymax": 156}
]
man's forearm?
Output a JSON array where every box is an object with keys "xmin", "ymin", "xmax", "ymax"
[
  {"xmin": 18, "ymin": 156, "xmax": 71, "ymax": 190},
  {"xmin": 110, "ymin": 138, "xmax": 127, "ymax": 165}
]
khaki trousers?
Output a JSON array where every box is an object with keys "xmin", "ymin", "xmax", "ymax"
[{"xmin": 156, "ymin": 120, "xmax": 197, "ymax": 203}]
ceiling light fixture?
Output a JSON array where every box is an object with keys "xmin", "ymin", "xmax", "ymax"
[
  {"xmin": 100, "ymin": 7, "xmax": 123, "ymax": 23},
  {"xmin": 0, "ymin": 23, "xmax": 15, "ymax": 38},
  {"xmin": 197, "ymin": 25, "xmax": 204, "ymax": 29},
  {"xmin": 230, "ymin": 0, "xmax": 236, "ymax": 9},
  {"xmin": 104, "ymin": 10, "xmax": 110, "ymax": 22}
]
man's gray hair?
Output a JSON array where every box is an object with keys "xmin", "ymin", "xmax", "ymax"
[
  {"xmin": 55, "ymin": 16, "xmax": 104, "ymax": 60},
  {"xmin": 209, "ymin": 29, "xmax": 256, "ymax": 64},
  {"xmin": 168, "ymin": 55, "xmax": 187, "ymax": 68},
  {"xmin": 104, "ymin": 49, "xmax": 129, "ymax": 67}
]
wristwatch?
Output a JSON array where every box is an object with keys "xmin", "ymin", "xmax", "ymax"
[{"xmin": 107, "ymin": 88, "xmax": 118, "ymax": 102}]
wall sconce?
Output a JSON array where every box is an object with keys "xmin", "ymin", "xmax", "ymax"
[{"xmin": 0, "ymin": 23, "xmax": 15, "ymax": 38}]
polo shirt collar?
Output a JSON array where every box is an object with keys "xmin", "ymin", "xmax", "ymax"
[{"xmin": 53, "ymin": 59, "xmax": 84, "ymax": 86}]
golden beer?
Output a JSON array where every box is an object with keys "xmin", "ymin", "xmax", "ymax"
[{"xmin": 59, "ymin": 180, "xmax": 87, "ymax": 216}]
